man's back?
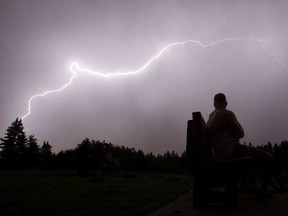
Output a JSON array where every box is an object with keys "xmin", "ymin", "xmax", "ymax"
[
  {"xmin": 207, "ymin": 93, "xmax": 244, "ymax": 159},
  {"xmin": 208, "ymin": 109, "xmax": 244, "ymax": 139}
]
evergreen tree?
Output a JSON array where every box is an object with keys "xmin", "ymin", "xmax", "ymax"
[
  {"xmin": 26, "ymin": 135, "xmax": 40, "ymax": 167},
  {"xmin": 40, "ymin": 141, "xmax": 52, "ymax": 169},
  {"xmin": 27, "ymin": 135, "xmax": 39, "ymax": 152},
  {"xmin": 41, "ymin": 141, "xmax": 52, "ymax": 157},
  {"xmin": 0, "ymin": 118, "xmax": 27, "ymax": 169},
  {"xmin": 76, "ymin": 138, "xmax": 93, "ymax": 175}
]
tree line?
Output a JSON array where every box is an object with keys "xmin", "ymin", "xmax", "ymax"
[
  {"xmin": 256, "ymin": 141, "xmax": 288, "ymax": 179},
  {"xmin": 0, "ymin": 118, "xmax": 187, "ymax": 173},
  {"xmin": 50, "ymin": 138, "xmax": 188, "ymax": 175},
  {"xmin": 0, "ymin": 118, "xmax": 52, "ymax": 169},
  {"xmin": 1, "ymin": 118, "xmax": 288, "ymax": 178}
]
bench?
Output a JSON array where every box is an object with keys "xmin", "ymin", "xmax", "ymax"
[{"xmin": 186, "ymin": 112, "xmax": 251, "ymax": 208}]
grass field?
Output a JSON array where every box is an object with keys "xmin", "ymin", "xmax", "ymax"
[{"xmin": 0, "ymin": 171, "xmax": 193, "ymax": 216}]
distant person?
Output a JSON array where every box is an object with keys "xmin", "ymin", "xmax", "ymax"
[
  {"xmin": 100, "ymin": 144, "xmax": 120, "ymax": 175},
  {"xmin": 207, "ymin": 93, "xmax": 283, "ymax": 197}
]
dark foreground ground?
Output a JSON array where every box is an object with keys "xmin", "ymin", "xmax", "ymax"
[
  {"xmin": 149, "ymin": 191, "xmax": 288, "ymax": 216},
  {"xmin": 0, "ymin": 171, "xmax": 193, "ymax": 216}
]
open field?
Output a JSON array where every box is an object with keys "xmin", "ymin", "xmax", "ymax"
[{"xmin": 0, "ymin": 171, "xmax": 192, "ymax": 216}]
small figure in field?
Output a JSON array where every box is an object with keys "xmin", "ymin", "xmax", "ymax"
[{"xmin": 100, "ymin": 144, "xmax": 120, "ymax": 175}]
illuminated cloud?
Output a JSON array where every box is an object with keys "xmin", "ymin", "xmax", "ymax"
[{"xmin": 22, "ymin": 37, "xmax": 287, "ymax": 120}]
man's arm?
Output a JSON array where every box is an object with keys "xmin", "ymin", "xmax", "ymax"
[
  {"xmin": 207, "ymin": 111, "xmax": 215, "ymax": 126},
  {"xmin": 227, "ymin": 111, "xmax": 245, "ymax": 139}
]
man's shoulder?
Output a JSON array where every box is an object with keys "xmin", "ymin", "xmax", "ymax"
[
  {"xmin": 217, "ymin": 109, "xmax": 236, "ymax": 118},
  {"xmin": 209, "ymin": 109, "xmax": 234, "ymax": 116},
  {"xmin": 213, "ymin": 109, "xmax": 233, "ymax": 114},
  {"xmin": 209, "ymin": 109, "xmax": 237, "ymax": 120},
  {"xmin": 224, "ymin": 109, "xmax": 235, "ymax": 114},
  {"xmin": 223, "ymin": 109, "xmax": 237, "ymax": 120}
]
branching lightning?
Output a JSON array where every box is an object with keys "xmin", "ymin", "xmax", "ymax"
[{"xmin": 21, "ymin": 37, "xmax": 288, "ymax": 120}]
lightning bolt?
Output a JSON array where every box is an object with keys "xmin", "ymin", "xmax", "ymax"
[{"xmin": 21, "ymin": 37, "xmax": 287, "ymax": 120}]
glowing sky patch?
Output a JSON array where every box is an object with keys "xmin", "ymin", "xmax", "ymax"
[{"xmin": 21, "ymin": 37, "xmax": 287, "ymax": 120}]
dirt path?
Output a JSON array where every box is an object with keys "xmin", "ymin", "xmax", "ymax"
[{"xmin": 148, "ymin": 191, "xmax": 288, "ymax": 216}]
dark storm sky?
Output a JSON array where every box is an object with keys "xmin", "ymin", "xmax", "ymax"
[{"xmin": 0, "ymin": 0, "xmax": 287, "ymax": 153}]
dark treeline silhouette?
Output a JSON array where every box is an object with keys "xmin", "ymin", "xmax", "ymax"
[
  {"xmin": 256, "ymin": 141, "xmax": 288, "ymax": 181},
  {"xmin": 1, "ymin": 118, "xmax": 288, "ymax": 179},
  {"xmin": 50, "ymin": 138, "xmax": 187, "ymax": 175},
  {"xmin": 0, "ymin": 118, "xmax": 187, "ymax": 174},
  {"xmin": 0, "ymin": 118, "xmax": 52, "ymax": 169}
]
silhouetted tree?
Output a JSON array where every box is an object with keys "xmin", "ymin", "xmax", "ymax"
[
  {"xmin": 256, "ymin": 141, "xmax": 288, "ymax": 183},
  {"xmin": 41, "ymin": 141, "xmax": 52, "ymax": 157},
  {"xmin": 76, "ymin": 138, "xmax": 94, "ymax": 175},
  {"xmin": 26, "ymin": 135, "xmax": 40, "ymax": 168},
  {"xmin": 40, "ymin": 141, "xmax": 52, "ymax": 168},
  {"xmin": 53, "ymin": 149, "xmax": 76, "ymax": 170},
  {"xmin": 0, "ymin": 118, "xmax": 27, "ymax": 169}
]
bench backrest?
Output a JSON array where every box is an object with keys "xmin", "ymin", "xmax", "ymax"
[{"xmin": 186, "ymin": 112, "xmax": 216, "ymax": 175}]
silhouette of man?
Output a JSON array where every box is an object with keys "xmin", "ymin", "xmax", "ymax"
[{"xmin": 207, "ymin": 93, "xmax": 279, "ymax": 196}]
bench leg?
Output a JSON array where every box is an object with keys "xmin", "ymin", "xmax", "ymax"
[
  {"xmin": 193, "ymin": 177, "xmax": 209, "ymax": 208},
  {"xmin": 224, "ymin": 182, "xmax": 239, "ymax": 207}
]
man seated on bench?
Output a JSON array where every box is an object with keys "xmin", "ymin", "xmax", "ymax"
[{"xmin": 207, "ymin": 93, "xmax": 283, "ymax": 197}]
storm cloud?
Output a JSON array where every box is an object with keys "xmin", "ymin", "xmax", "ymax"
[{"xmin": 0, "ymin": 0, "xmax": 287, "ymax": 154}]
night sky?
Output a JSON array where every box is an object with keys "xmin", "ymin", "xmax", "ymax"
[{"xmin": 0, "ymin": 0, "xmax": 287, "ymax": 154}]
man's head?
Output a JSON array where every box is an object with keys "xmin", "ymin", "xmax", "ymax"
[{"xmin": 214, "ymin": 93, "xmax": 227, "ymax": 109}]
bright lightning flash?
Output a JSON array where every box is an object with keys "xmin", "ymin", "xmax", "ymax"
[{"xmin": 21, "ymin": 37, "xmax": 287, "ymax": 120}]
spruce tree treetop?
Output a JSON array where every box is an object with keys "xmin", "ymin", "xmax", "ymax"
[{"xmin": 0, "ymin": 118, "xmax": 27, "ymax": 168}]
